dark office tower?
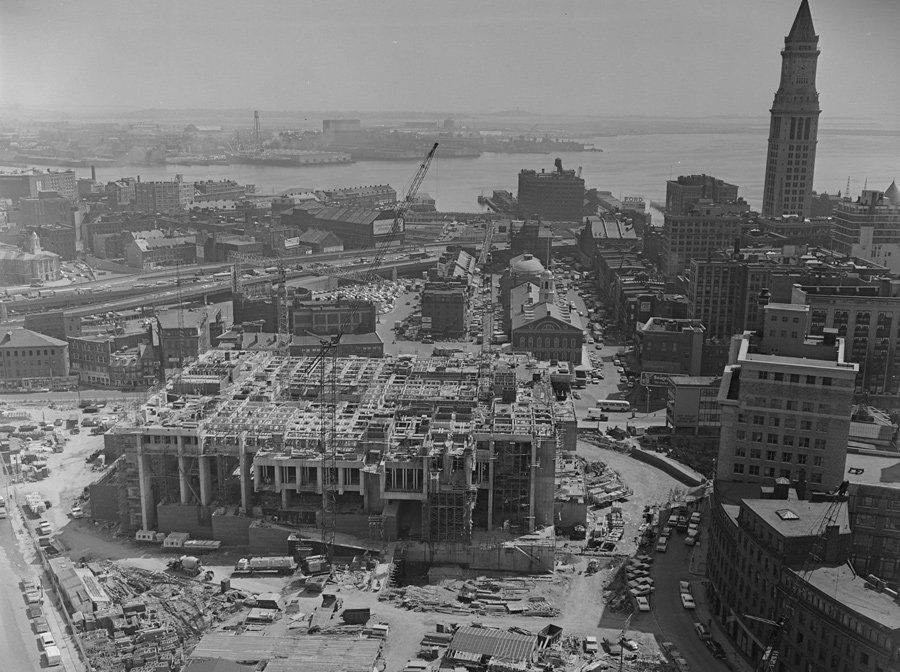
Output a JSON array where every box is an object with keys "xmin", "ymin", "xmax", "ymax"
[{"xmin": 762, "ymin": 0, "xmax": 820, "ymax": 219}]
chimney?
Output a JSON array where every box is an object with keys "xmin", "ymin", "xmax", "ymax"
[{"xmin": 91, "ymin": 165, "xmax": 96, "ymax": 181}]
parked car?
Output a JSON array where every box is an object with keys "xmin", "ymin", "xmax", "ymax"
[
  {"xmin": 584, "ymin": 636, "xmax": 599, "ymax": 654},
  {"xmin": 38, "ymin": 632, "xmax": 56, "ymax": 650},
  {"xmin": 636, "ymin": 596, "xmax": 651, "ymax": 611},
  {"xmin": 679, "ymin": 580, "xmax": 692, "ymax": 595},
  {"xmin": 706, "ymin": 639, "xmax": 727, "ymax": 659},
  {"xmin": 71, "ymin": 505, "xmax": 84, "ymax": 519},
  {"xmin": 681, "ymin": 593, "xmax": 696, "ymax": 609},
  {"xmin": 656, "ymin": 539, "xmax": 668, "ymax": 553},
  {"xmin": 37, "ymin": 520, "xmax": 51, "ymax": 535},
  {"xmin": 694, "ymin": 623, "xmax": 712, "ymax": 640}
]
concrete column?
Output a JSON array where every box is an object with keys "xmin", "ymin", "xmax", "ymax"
[
  {"xmin": 137, "ymin": 443, "xmax": 156, "ymax": 531},
  {"xmin": 281, "ymin": 488, "xmax": 289, "ymax": 510},
  {"xmin": 178, "ymin": 456, "xmax": 190, "ymax": 505},
  {"xmin": 528, "ymin": 440, "xmax": 536, "ymax": 533},
  {"xmin": 487, "ymin": 441, "xmax": 495, "ymax": 531},
  {"xmin": 337, "ymin": 463, "xmax": 344, "ymax": 495},
  {"xmin": 198, "ymin": 456, "xmax": 212, "ymax": 506},
  {"xmin": 316, "ymin": 462, "xmax": 324, "ymax": 495},
  {"xmin": 177, "ymin": 436, "xmax": 189, "ymax": 505},
  {"xmin": 274, "ymin": 462, "xmax": 283, "ymax": 491},
  {"xmin": 239, "ymin": 438, "xmax": 253, "ymax": 513}
]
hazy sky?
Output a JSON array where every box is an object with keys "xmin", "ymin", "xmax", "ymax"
[{"xmin": 1, "ymin": 0, "xmax": 898, "ymax": 118}]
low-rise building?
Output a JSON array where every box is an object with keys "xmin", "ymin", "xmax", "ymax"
[
  {"xmin": 511, "ymin": 302, "xmax": 583, "ymax": 364},
  {"xmin": 157, "ymin": 309, "xmax": 210, "ymax": 369},
  {"xmin": 291, "ymin": 299, "xmax": 376, "ymax": 337},
  {"xmin": 421, "ymin": 280, "xmax": 469, "ymax": 337},
  {"xmin": 290, "ymin": 332, "xmax": 383, "ymax": 358},
  {"xmin": 0, "ymin": 236, "xmax": 60, "ymax": 283},
  {"xmin": 0, "ymin": 328, "xmax": 70, "ymax": 389},
  {"xmin": 635, "ymin": 317, "xmax": 705, "ymax": 376},
  {"xmin": 666, "ymin": 375, "xmax": 721, "ymax": 434},
  {"xmin": 68, "ymin": 330, "xmax": 157, "ymax": 388},
  {"xmin": 297, "ymin": 228, "xmax": 343, "ymax": 254},
  {"xmin": 510, "ymin": 219, "xmax": 553, "ymax": 268},
  {"xmin": 133, "ymin": 175, "xmax": 194, "ymax": 213},
  {"xmin": 126, "ymin": 235, "xmax": 197, "ymax": 269}
]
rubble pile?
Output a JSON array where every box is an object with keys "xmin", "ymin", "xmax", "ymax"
[
  {"xmin": 380, "ymin": 576, "xmax": 560, "ymax": 617},
  {"xmin": 76, "ymin": 563, "xmax": 239, "ymax": 672}
]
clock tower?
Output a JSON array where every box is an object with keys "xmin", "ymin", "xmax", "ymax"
[{"xmin": 762, "ymin": 0, "xmax": 820, "ymax": 219}]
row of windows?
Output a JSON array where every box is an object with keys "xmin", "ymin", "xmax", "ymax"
[
  {"xmin": 756, "ymin": 371, "xmax": 838, "ymax": 386},
  {"xmin": 733, "ymin": 446, "xmax": 825, "ymax": 464},
  {"xmin": 732, "ymin": 462, "xmax": 823, "ymax": 482}
]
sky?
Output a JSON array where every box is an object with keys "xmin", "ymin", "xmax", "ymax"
[{"xmin": 1, "ymin": 0, "xmax": 898, "ymax": 119}]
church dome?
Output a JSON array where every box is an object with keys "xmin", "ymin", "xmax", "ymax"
[
  {"xmin": 510, "ymin": 253, "xmax": 545, "ymax": 275},
  {"xmin": 885, "ymin": 180, "xmax": 900, "ymax": 206}
]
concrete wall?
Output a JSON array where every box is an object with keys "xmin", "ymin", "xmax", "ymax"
[
  {"xmin": 89, "ymin": 483, "xmax": 122, "ymax": 524},
  {"xmin": 211, "ymin": 511, "xmax": 253, "ymax": 546},
  {"xmin": 404, "ymin": 540, "xmax": 555, "ymax": 573},
  {"xmin": 248, "ymin": 521, "xmax": 294, "ymax": 556},
  {"xmin": 156, "ymin": 503, "xmax": 213, "ymax": 539},
  {"xmin": 554, "ymin": 499, "xmax": 587, "ymax": 528},
  {"xmin": 630, "ymin": 448, "xmax": 705, "ymax": 487}
]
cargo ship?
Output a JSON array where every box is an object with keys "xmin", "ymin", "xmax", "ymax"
[{"xmin": 230, "ymin": 149, "xmax": 353, "ymax": 166}]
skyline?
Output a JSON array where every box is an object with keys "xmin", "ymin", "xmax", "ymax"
[{"xmin": 2, "ymin": 0, "xmax": 900, "ymax": 120}]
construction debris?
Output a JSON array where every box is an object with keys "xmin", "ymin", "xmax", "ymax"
[{"xmin": 379, "ymin": 576, "xmax": 560, "ymax": 617}]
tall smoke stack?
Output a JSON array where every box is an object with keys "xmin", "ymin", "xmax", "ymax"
[{"xmin": 91, "ymin": 165, "xmax": 96, "ymax": 181}]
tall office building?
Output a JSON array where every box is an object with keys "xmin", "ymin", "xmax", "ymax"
[
  {"xmin": 761, "ymin": 0, "xmax": 820, "ymax": 219},
  {"xmin": 716, "ymin": 303, "xmax": 857, "ymax": 492},
  {"xmin": 831, "ymin": 186, "xmax": 900, "ymax": 274}
]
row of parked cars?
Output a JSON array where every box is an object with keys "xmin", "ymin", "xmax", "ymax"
[{"xmin": 24, "ymin": 579, "xmax": 62, "ymax": 666}]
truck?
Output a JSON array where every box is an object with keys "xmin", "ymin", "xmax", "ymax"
[
  {"xmin": 233, "ymin": 556, "xmax": 298, "ymax": 576},
  {"xmin": 0, "ymin": 496, "xmax": 6, "ymax": 519},
  {"xmin": 167, "ymin": 555, "xmax": 205, "ymax": 577}
]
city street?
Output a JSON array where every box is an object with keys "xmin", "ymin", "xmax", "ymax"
[{"xmin": 0, "ymin": 515, "xmax": 41, "ymax": 672}]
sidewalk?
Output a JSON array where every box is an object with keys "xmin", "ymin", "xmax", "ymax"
[
  {"xmin": 687, "ymin": 498, "xmax": 755, "ymax": 672},
  {"xmin": 9, "ymin": 490, "xmax": 85, "ymax": 672}
]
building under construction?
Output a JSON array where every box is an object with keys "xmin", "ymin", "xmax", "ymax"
[{"xmin": 115, "ymin": 350, "xmax": 571, "ymax": 547}]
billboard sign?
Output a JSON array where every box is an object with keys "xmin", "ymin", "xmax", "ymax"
[
  {"xmin": 373, "ymin": 215, "xmax": 403, "ymax": 236},
  {"xmin": 640, "ymin": 372, "xmax": 688, "ymax": 387},
  {"xmin": 284, "ymin": 236, "xmax": 300, "ymax": 249}
]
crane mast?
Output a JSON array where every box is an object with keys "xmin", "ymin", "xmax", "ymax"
[{"xmin": 319, "ymin": 143, "xmax": 438, "ymax": 560}]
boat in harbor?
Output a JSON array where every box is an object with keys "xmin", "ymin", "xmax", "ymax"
[{"xmin": 230, "ymin": 149, "xmax": 353, "ymax": 166}]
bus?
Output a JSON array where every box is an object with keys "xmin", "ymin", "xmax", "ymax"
[
  {"xmin": 586, "ymin": 408, "xmax": 609, "ymax": 420},
  {"xmin": 597, "ymin": 399, "xmax": 631, "ymax": 412}
]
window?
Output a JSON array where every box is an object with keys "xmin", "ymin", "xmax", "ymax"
[
  {"xmin": 749, "ymin": 465, "xmax": 760, "ymax": 476},
  {"xmin": 768, "ymin": 433, "xmax": 779, "ymax": 444},
  {"xmin": 735, "ymin": 447, "xmax": 746, "ymax": 458},
  {"xmin": 783, "ymin": 435, "xmax": 795, "ymax": 446},
  {"xmin": 737, "ymin": 430, "xmax": 747, "ymax": 440},
  {"xmin": 753, "ymin": 415, "xmax": 765, "ymax": 425},
  {"xmin": 814, "ymin": 439, "xmax": 826, "ymax": 450},
  {"xmin": 790, "ymin": 374, "xmax": 800, "ymax": 383},
  {"xmin": 801, "ymin": 420, "xmax": 812, "ymax": 431},
  {"xmin": 752, "ymin": 432, "xmax": 763, "ymax": 443},
  {"xmin": 813, "ymin": 456, "xmax": 824, "ymax": 467},
  {"xmin": 774, "ymin": 372, "xmax": 784, "ymax": 382},
  {"xmin": 758, "ymin": 371, "xmax": 769, "ymax": 380},
  {"xmin": 766, "ymin": 450, "xmax": 777, "ymax": 461},
  {"xmin": 769, "ymin": 417, "xmax": 780, "ymax": 427},
  {"xmin": 822, "ymin": 377, "xmax": 832, "ymax": 387},
  {"xmin": 750, "ymin": 448, "xmax": 761, "ymax": 459},
  {"xmin": 806, "ymin": 375, "xmax": 816, "ymax": 385},
  {"xmin": 733, "ymin": 464, "xmax": 745, "ymax": 474},
  {"xmin": 797, "ymin": 454, "xmax": 807, "ymax": 465}
]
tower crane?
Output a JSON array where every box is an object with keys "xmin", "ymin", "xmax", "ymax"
[
  {"xmin": 315, "ymin": 142, "xmax": 439, "ymax": 560},
  {"xmin": 748, "ymin": 481, "xmax": 850, "ymax": 672}
]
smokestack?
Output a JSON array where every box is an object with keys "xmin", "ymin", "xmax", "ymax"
[
  {"xmin": 91, "ymin": 165, "xmax": 96, "ymax": 181},
  {"xmin": 137, "ymin": 175, "xmax": 141, "ymax": 183},
  {"xmin": 554, "ymin": 157, "xmax": 563, "ymax": 174}
]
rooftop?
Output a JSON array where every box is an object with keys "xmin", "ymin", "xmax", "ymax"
[
  {"xmin": 0, "ymin": 328, "xmax": 67, "ymax": 349},
  {"xmin": 742, "ymin": 499, "xmax": 851, "ymax": 538},
  {"xmin": 449, "ymin": 625, "xmax": 537, "ymax": 663},
  {"xmin": 799, "ymin": 564, "xmax": 900, "ymax": 631},
  {"xmin": 188, "ymin": 633, "xmax": 381, "ymax": 672}
]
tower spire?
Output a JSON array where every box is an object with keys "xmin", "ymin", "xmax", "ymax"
[{"xmin": 787, "ymin": 0, "xmax": 817, "ymax": 43}]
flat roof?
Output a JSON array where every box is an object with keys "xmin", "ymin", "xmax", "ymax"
[
  {"xmin": 742, "ymin": 499, "xmax": 851, "ymax": 538},
  {"xmin": 845, "ymin": 451, "xmax": 900, "ymax": 488},
  {"xmin": 189, "ymin": 634, "xmax": 381, "ymax": 672},
  {"xmin": 799, "ymin": 564, "xmax": 900, "ymax": 631}
]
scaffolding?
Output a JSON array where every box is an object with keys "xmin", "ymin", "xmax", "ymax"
[
  {"xmin": 494, "ymin": 440, "xmax": 532, "ymax": 532},
  {"xmin": 425, "ymin": 490, "xmax": 475, "ymax": 543}
]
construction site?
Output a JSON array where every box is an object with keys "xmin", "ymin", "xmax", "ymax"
[{"xmin": 102, "ymin": 349, "xmax": 574, "ymax": 572}]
